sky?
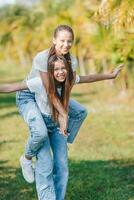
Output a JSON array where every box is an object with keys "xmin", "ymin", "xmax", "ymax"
[
  {"xmin": 0, "ymin": 0, "xmax": 40, "ymax": 7},
  {"xmin": 0, "ymin": 0, "xmax": 15, "ymax": 6}
]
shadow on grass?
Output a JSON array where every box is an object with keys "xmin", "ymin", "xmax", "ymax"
[
  {"xmin": 0, "ymin": 139, "xmax": 20, "ymax": 149},
  {"xmin": 0, "ymin": 94, "xmax": 16, "ymax": 108},
  {"xmin": 0, "ymin": 160, "xmax": 37, "ymax": 200},
  {"xmin": 71, "ymin": 90, "xmax": 97, "ymax": 98},
  {"xmin": 0, "ymin": 111, "xmax": 19, "ymax": 119},
  {"xmin": 71, "ymin": 91, "xmax": 97, "ymax": 104},
  {"xmin": 1, "ymin": 159, "xmax": 134, "ymax": 200},
  {"xmin": 67, "ymin": 159, "xmax": 134, "ymax": 200}
]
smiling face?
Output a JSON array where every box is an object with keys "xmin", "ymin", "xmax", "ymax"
[
  {"xmin": 53, "ymin": 30, "xmax": 73, "ymax": 55},
  {"xmin": 53, "ymin": 59, "xmax": 67, "ymax": 83}
]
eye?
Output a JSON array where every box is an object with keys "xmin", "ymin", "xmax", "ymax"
[
  {"xmin": 61, "ymin": 67, "xmax": 66, "ymax": 70},
  {"xmin": 54, "ymin": 68, "xmax": 59, "ymax": 71}
]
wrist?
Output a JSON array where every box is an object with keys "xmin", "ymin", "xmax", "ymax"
[
  {"xmin": 59, "ymin": 111, "xmax": 67, "ymax": 118},
  {"xmin": 61, "ymin": 112, "xmax": 67, "ymax": 118}
]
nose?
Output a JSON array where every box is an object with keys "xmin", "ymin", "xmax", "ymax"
[
  {"xmin": 64, "ymin": 41, "xmax": 68, "ymax": 47},
  {"xmin": 58, "ymin": 68, "xmax": 64, "ymax": 75},
  {"xmin": 59, "ymin": 69, "xmax": 64, "ymax": 73}
]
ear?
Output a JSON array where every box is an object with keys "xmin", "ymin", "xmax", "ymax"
[{"xmin": 53, "ymin": 37, "xmax": 56, "ymax": 45}]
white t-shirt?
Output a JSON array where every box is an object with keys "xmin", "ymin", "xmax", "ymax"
[
  {"xmin": 26, "ymin": 49, "xmax": 78, "ymax": 81},
  {"xmin": 26, "ymin": 75, "xmax": 80, "ymax": 115}
]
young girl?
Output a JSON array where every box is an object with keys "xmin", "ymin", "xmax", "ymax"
[
  {"xmin": 14, "ymin": 24, "xmax": 88, "ymax": 185},
  {"xmin": 0, "ymin": 55, "xmax": 123, "ymax": 200}
]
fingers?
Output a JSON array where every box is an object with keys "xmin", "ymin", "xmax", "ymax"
[
  {"xmin": 59, "ymin": 127, "xmax": 67, "ymax": 136},
  {"xmin": 115, "ymin": 63, "xmax": 124, "ymax": 75},
  {"xmin": 63, "ymin": 130, "xmax": 68, "ymax": 136},
  {"xmin": 117, "ymin": 63, "xmax": 124, "ymax": 70}
]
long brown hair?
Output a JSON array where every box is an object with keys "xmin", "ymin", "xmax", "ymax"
[
  {"xmin": 47, "ymin": 55, "xmax": 74, "ymax": 121},
  {"xmin": 47, "ymin": 25, "xmax": 75, "ymax": 121}
]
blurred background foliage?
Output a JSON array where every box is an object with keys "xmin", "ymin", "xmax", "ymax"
[
  {"xmin": 0, "ymin": 0, "xmax": 134, "ymax": 89},
  {"xmin": 1, "ymin": 2, "xmax": 134, "ymax": 200}
]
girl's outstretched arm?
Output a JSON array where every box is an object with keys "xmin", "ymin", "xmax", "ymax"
[
  {"xmin": 0, "ymin": 82, "xmax": 28, "ymax": 93},
  {"xmin": 79, "ymin": 64, "xmax": 124, "ymax": 84}
]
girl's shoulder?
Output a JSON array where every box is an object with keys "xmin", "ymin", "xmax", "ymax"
[
  {"xmin": 34, "ymin": 49, "xmax": 49, "ymax": 61},
  {"xmin": 32, "ymin": 49, "xmax": 50, "ymax": 70},
  {"xmin": 70, "ymin": 54, "xmax": 78, "ymax": 70}
]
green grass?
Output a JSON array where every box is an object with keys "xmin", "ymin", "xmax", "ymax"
[{"xmin": 0, "ymin": 79, "xmax": 134, "ymax": 199}]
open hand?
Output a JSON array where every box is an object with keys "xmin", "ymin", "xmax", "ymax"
[{"xmin": 112, "ymin": 63, "xmax": 124, "ymax": 78}]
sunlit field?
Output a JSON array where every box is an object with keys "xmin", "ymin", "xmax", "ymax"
[{"xmin": 1, "ymin": 68, "xmax": 134, "ymax": 200}]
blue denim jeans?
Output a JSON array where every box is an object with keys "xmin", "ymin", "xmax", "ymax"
[
  {"xmin": 16, "ymin": 89, "xmax": 87, "ymax": 157},
  {"xmin": 35, "ymin": 114, "xmax": 68, "ymax": 200},
  {"xmin": 16, "ymin": 90, "xmax": 48, "ymax": 157},
  {"xmin": 16, "ymin": 89, "xmax": 88, "ymax": 199}
]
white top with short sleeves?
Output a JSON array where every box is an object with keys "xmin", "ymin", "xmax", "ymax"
[
  {"xmin": 26, "ymin": 49, "xmax": 78, "ymax": 81},
  {"xmin": 26, "ymin": 75, "xmax": 80, "ymax": 115}
]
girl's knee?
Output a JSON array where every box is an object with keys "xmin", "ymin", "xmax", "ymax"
[
  {"xmin": 56, "ymin": 159, "xmax": 69, "ymax": 178},
  {"xmin": 29, "ymin": 119, "xmax": 48, "ymax": 140},
  {"xmin": 81, "ymin": 108, "xmax": 88, "ymax": 118},
  {"xmin": 73, "ymin": 107, "xmax": 88, "ymax": 120},
  {"xmin": 60, "ymin": 166, "xmax": 69, "ymax": 181}
]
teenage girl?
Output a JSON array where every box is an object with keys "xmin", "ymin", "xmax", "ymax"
[
  {"xmin": 16, "ymin": 25, "xmax": 88, "ymax": 184},
  {"xmin": 0, "ymin": 54, "xmax": 123, "ymax": 200}
]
